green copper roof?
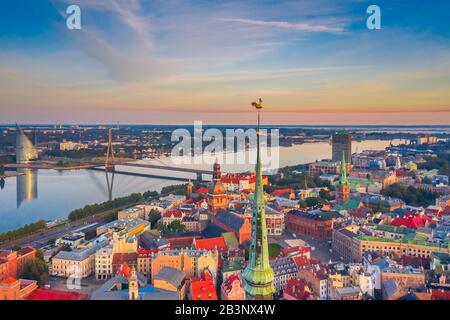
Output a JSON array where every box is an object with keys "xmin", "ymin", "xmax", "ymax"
[
  {"xmin": 340, "ymin": 151, "xmax": 347, "ymax": 185},
  {"xmin": 242, "ymin": 113, "xmax": 275, "ymax": 300}
]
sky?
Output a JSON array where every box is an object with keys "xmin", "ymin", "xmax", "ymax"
[{"xmin": 0, "ymin": 0, "xmax": 450, "ymax": 125}]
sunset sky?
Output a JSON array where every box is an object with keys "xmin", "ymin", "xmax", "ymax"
[{"xmin": 1, "ymin": 0, "xmax": 450, "ymax": 125}]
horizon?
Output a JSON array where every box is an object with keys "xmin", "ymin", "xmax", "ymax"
[{"xmin": 3, "ymin": 123, "xmax": 450, "ymax": 128}]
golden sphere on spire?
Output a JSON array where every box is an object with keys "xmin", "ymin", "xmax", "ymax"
[{"xmin": 251, "ymin": 98, "xmax": 263, "ymax": 109}]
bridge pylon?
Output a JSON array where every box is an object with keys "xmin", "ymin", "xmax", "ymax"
[{"xmin": 105, "ymin": 128, "xmax": 115, "ymax": 172}]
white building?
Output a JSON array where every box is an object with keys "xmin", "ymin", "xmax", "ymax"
[
  {"xmin": 55, "ymin": 232, "xmax": 85, "ymax": 249},
  {"xmin": 95, "ymin": 246, "xmax": 113, "ymax": 280}
]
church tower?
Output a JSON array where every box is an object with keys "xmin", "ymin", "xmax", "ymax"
[
  {"xmin": 128, "ymin": 267, "xmax": 139, "ymax": 300},
  {"xmin": 187, "ymin": 179, "xmax": 193, "ymax": 195},
  {"xmin": 207, "ymin": 161, "xmax": 228, "ymax": 213},
  {"xmin": 336, "ymin": 151, "xmax": 350, "ymax": 205},
  {"xmin": 242, "ymin": 98, "xmax": 275, "ymax": 300}
]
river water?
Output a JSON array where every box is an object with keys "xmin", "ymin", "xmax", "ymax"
[{"xmin": 0, "ymin": 139, "xmax": 402, "ymax": 232}]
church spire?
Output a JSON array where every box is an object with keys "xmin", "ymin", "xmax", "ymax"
[
  {"xmin": 243, "ymin": 98, "xmax": 275, "ymax": 300},
  {"xmin": 340, "ymin": 151, "xmax": 347, "ymax": 185}
]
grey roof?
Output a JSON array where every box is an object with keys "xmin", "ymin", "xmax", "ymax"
[
  {"xmin": 140, "ymin": 231, "xmax": 169, "ymax": 249},
  {"xmin": 98, "ymin": 218, "xmax": 150, "ymax": 234},
  {"xmin": 154, "ymin": 267, "xmax": 186, "ymax": 288},
  {"xmin": 382, "ymin": 278, "xmax": 399, "ymax": 299},
  {"xmin": 337, "ymin": 227, "xmax": 359, "ymax": 239},
  {"xmin": 53, "ymin": 240, "xmax": 109, "ymax": 261},
  {"xmin": 215, "ymin": 209, "xmax": 244, "ymax": 232}
]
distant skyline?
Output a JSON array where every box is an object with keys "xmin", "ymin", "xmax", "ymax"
[{"xmin": 1, "ymin": 0, "xmax": 450, "ymax": 124}]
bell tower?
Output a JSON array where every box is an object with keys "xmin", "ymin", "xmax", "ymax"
[{"xmin": 128, "ymin": 267, "xmax": 139, "ymax": 300}]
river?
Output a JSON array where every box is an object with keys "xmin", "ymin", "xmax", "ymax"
[{"xmin": 0, "ymin": 139, "xmax": 402, "ymax": 232}]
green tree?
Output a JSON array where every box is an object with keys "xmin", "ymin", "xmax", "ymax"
[
  {"xmin": 148, "ymin": 209, "xmax": 162, "ymax": 226},
  {"xmin": 319, "ymin": 189, "xmax": 334, "ymax": 201},
  {"xmin": 168, "ymin": 220, "xmax": 186, "ymax": 232},
  {"xmin": 21, "ymin": 250, "xmax": 49, "ymax": 286},
  {"xmin": 0, "ymin": 164, "xmax": 5, "ymax": 176},
  {"xmin": 143, "ymin": 190, "xmax": 159, "ymax": 199},
  {"xmin": 298, "ymin": 199, "xmax": 307, "ymax": 208},
  {"xmin": 305, "ymin": 197, "xmax": 319, "ymax": 207}
]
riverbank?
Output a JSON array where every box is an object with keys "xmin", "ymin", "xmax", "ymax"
[
  {"xmin": 0, "ymin": 172, "xmax": 25, "ymax": 179},
  {"xmin": 4, "ymin": 162, "xmax": 99, "ymax": 171},
  {"xmin": 0, "ymin": 201, "xmax": 141, "ymax": 249}
]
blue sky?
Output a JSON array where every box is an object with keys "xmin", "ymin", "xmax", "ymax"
[{"xmin": 0, "ymin": 0, "xmax": 449, "ymax": 124}]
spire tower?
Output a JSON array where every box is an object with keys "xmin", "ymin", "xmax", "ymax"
[
  {"xmin": 242, "ymin": 98, "xmax": 275, "ymax": 300},
  {"xmin": 336, "ymin": 151, "xmax": 350, "ymax": 205}
]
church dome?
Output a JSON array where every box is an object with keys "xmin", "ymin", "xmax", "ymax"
[{"xmin": 209, "ymin": 181, "xmax": 225, "ymax": 195}]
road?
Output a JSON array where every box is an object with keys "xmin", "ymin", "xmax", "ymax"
[{"xmin": 2, "ymin": 217, "xmax": 103, "ymax": 249}]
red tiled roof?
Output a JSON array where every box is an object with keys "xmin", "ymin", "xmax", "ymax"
[
  {"xmin": 400, "ymin": 255, "xmax": 430, "ymax": 267},
  {"xmin": 271, "ymin": 189, "xmax": 293, "ymax": 197},
  {"xmin": 162, "ymin": 209, "xmax": 183, "ymax": 218},
  {"xmin": 190, "ymin": 271, "xmax": 217, "ymax": 300},
  {"xmin": 137, "ymin": 247, "xmax": 159, "ymax": 258},
  {"xmin": 432, "ymin": 289, "xmax": 450, "ymax": 300},
  {"xmin": 17, "ymin": 246, "xmax": 36, "ymax": 256},
  {"xmin": 119, "ymin": 262, "xmax": 131, "ymax": 278},
  {"xmin": 220, "ymin": 173, "xmax": 256, "ymax": 184},
  {"xmin": 390, "ymin": 214, "xmax": 433, "ymax": 229},
  {"xmin": 112, "ymin": 253, "xmax": 138, "ymax": 267},
  {"xmin": 1, "ymin": 277, "xmax": 18, "ymax": 285},
  {"xmin": 195, "ymin": 199, "xmax": 207, "ymax": 206},
  {"xmin": 26, "ymin": 288, "xmax": 87, "ymax": 300},
  {"xmin": 283, "ymin": 278, "xmax": 311, "ymax": 300},
  {"xmin": 281, "ymin": 245, "xmax": 310, "ymax": 257},
  {"xmin": 194, "ymin": 237, "xmax": 228, "ymax": 252},
  {"xmin": 395, "ymin": 169, "xmax": 411, "ymax": 178},
  {"xmin": 293, "ymin": 256, "xmax": 319, "ymax": 269},
  {"xmin": 196, "ymin": 187, "xmax": 209, "ymax": 194},
  {"xmin": 222, "ymin": 274, "xmax": 242, "ymax": 293}
]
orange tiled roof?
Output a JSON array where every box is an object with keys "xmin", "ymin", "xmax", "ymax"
[
  {"xmin": 1, "ymin": 277, "xmax": 18, "ymax": 285},
  {"xmin": 194, "ymin": 237, "xmax": 227, "ymax": 252},
  {"xmin": 191, "ymin": 270, "xmax": 217, "ymax": 300}
]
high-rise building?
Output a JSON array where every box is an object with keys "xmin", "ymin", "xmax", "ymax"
[
  {"xmin": 15, "ymin": 124, "xmax": 37, "ymax": 164},
  {"xmin": 242, "ymin": 99, "xmax": 275, "ymax": 300},
  {"xmin": 332, "ymin": 132, "xmax": 352, "ymax": 164}
]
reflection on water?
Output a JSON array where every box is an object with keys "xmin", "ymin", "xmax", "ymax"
[
  {"xmin": 16, "ymin": 168, "xmax": 38, "ymax": 208},
  {"xmin": 105, "ymin": 171, "xmax": 115, "ymax": 202}
]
